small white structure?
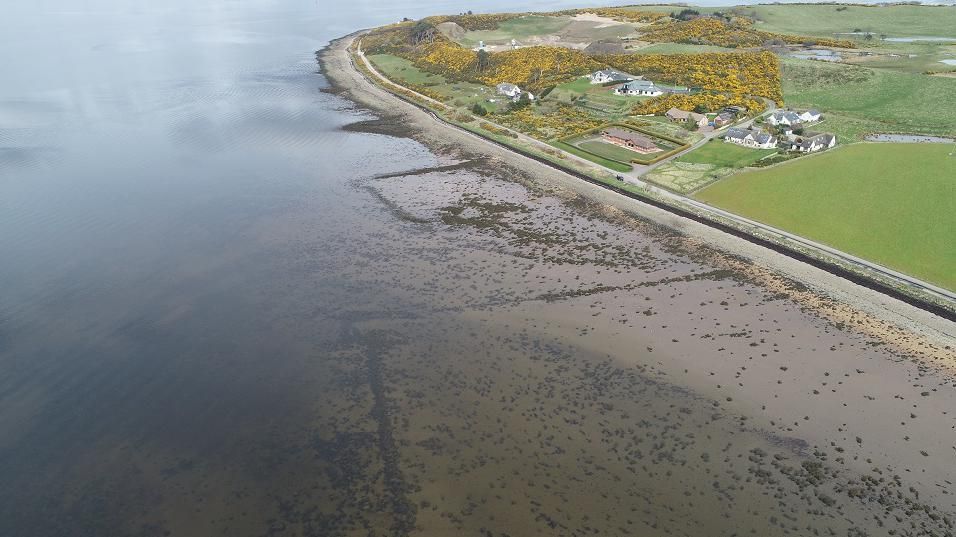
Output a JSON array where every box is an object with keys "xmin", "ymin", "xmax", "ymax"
[
  {"xmin": 767, "ymin": 110, "xmax": 803, "ymax": 127},
  {"xmin": 589, "ymin": 69, "xmax": 634, "ymax": 84},
  {"xmin": 789, "ymin": 133, "xmax": 836, "ymax": 152},
  {"xmin": 615, "ymin": 80, "xmax": 663, "ymax": 97},
  {"xmin": 724, "ymin": 127, "xmax": 777, "ymax": 149},
  {"xmin": 496, "ymin": 83, "xmax": 522, "ymax": 99},
  {"xmin": 799, "ymin": 109, "xmax": 822, "ymax": 123},
  {"xmin": 495, "ymin": 83, "xmax": 532, "ymax": 102}
]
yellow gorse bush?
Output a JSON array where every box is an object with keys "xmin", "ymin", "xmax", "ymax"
[
  {"xmin": 417, "ymin": 41, "xmax": 477, "ymax": 74},
  {"xmin": 632, "ymin": 93, "xmax": 764, "ymax": 115},
  {"xmin": 596, "ymin": 51, "xmax": 783, "ymax": 104},
  {"xmin": 478, "ymin": 46, "xmax": 600, "ymax": 91},
  {"xmin": 424, "ymin": 13, "xmax": 521, "ymax": 31},
  {"xmin": 496, "ymin": 106, "xmax": 604, "ymax": 139},
  {"xmin": 641, "ymin": 18, "xmax": 856, "ymax": 49}
]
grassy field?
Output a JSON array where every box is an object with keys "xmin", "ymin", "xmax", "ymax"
[
  {"xmin": 676, "ymin": 140, "xmax": 777, "ymax": 168},
  {"xmin": 368, "ymin": 54, "xmax": 497, "ymax": 110},
  {"xmin": 736, "ymin": 4, "xmax": 956, "ymax": 40},
  {"xmin": 696, "ymin": 143, "xmax": 956, "ymax": 290},
  {"xmin": 782, "ymin": 58, "xmax": 956, "ymax": 138},
  {"xmin": 368, "ymin": 53, "xmax": 443, "ymax": 84}
]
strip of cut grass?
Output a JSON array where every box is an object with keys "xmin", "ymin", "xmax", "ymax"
[{"xmin": 695, "ymin": 143, "xmax": 956, "ymax": 290}]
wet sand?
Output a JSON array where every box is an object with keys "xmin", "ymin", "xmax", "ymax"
[{"xmin": 313, "ymin": 33, "xmax": 956, "ymax": 536}]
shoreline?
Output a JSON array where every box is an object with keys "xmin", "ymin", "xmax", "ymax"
[
  {"xmin": 346, "ymin": 33, "xmax": 956, "ymax": 317},
  {"xmin": 318, "ymin": 32, "xmax": 956, "ymax": 355}
]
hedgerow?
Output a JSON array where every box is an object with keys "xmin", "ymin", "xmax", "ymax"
[{"xmin": 632, "ymin": 93, "xmax": 764, "ymax": 115}]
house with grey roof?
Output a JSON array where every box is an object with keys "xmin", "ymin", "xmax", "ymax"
[
  {"xmin": 788, "ymin": 133, "xmax": 836, "ymax": 153},
  {"xmin": 767, "ymin": 110, "xmax": 803, "ymax": 127},
  {"xmin": 615, "ymin": 80, "xmax": 663, "ymax": 97},
  {"xmin": 589, "ymin": 69, "xmax": 635, "ymax": 84},
  {"xmin": 724, "ymin": 127, "xmax": 777, "ymax": 149},
  {"xmin": 799, "ymin": 109, "xmax": 823, "ymax": 123}
]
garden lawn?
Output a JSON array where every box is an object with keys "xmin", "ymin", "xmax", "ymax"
[
  {"xmin": 695, "ymin": 143, "xmax": 956, "ymax": 290},
  {"xmin": 676, "ymin": 140, "xmax": 776, "ymax": 168}
]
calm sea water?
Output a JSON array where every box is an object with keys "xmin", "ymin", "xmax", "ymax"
[{"xmin": 3, "ymin": 2, "xmax": 953, "ymax": 536}]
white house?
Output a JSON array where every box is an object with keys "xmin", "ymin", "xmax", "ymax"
[
  {"xmin": 589, "ymin": 69, "xmax": 634, "ymax": 84},
  {"xmin": 724, "ymin": 127, "xmax": 777, "ymax": 149},
  {"xmin": 496, "ymin": 83, "xmax": 522, "ymax": 100},
  {"xmin": 789, "ymin": 133, "xmax": 836, "ymax": 152},
  {"xmin": 615, "ymin": 80, "xmax": 663, "ymax": 96},
  {"xmin": 799, "ymin": 109, "xmax": 822, "ymax": 123},
  {"xmin": 766, "ymin": 110, "xmax": 803, "ymax": 127}
]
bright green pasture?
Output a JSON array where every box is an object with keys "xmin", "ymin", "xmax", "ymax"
[
  {"xmin": 696, "ymin": 143, "xmax": 956, "ymax": 290},
  {"xmin": 738, "ymin": 4, "xmax": 956, "ymax": 40}
]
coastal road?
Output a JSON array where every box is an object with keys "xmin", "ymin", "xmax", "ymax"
[{"xmin": 351, "ymin": 40, "xmax": 956, "ymax": 309}]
